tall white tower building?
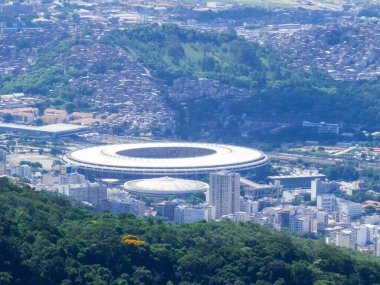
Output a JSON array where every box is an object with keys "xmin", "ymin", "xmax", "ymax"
[
  {"xmin": 0, "ymin": 149, "xmax": 6, "ymax": 176},
  {"xmin": 209, "ymin": 171, "xmax": 240, "ymax": 218}
]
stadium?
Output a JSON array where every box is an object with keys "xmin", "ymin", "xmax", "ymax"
[
  {"xmin": 124, "ymin": 176, "xmax": 209, "ymax": 198},
  {"xmin": 63, "ymin": 142, "xmax": 270, "ymax": 179}
]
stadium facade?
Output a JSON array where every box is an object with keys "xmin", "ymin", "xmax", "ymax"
[{"xmin": 63, "ymin": 142, "xmax": 270, "ymax": 179}]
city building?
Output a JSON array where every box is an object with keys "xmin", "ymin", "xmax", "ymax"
[
  {"xmin": 274, "ymin": 209, "xmax": 291, "ymax": 230},
  {"xmin": 337, "ymin": 199, "xmax": 362, "ymax": 220},
  {"xmin": 335, "ymin": 230, "xmax": 354, "ymax": 249},
  {"xmin": 42, "ymin": 108, "xmax": 68, "ymax": 124},
  {"xmin": 174, "ymin": 204, "xmax": 215, "ymax": 224},
  {"xmin": 103, "ymin": 198, "xmax": 146, "ymax": 216},
  {"xmin": 220, "ymin": 211, "xmax": 251, "ymax": 222},
  {"xmin": 10, "ymin": 164, "xmax": 32, "ymax": 179},
  {"xmin": 56, "ymin": 182, "xmax": 107, "ymax": 206},
  {"xmin": 317, "ymin": 194, "xmax": 337, "ymax": 212},
  {"xmin": 268, "ymin": 173, "xmax": 326, "ymax": 190},
  {"xmin": 240, "ymin": 177, "xmax": 282, "ymax": 200},
  {"xmin": 374, "ymin": 235, "xmax": 380, "ymax": 257},
  {"xmin": 209, "ymin": 171, "xmax": 240, "ymax": 219},
  {"xmin": 290, "ymin": 216, "xmax": 311, "ymax": 233},
  {"xmin": 311, "ymin": 179, "xmax": 340, "ymax": 201},
  {"xmin": 302, "ymin": 121, "xmax": 340, "ymax": 134},
  {"xmin": 156, "ymin": 201, "xmax": 176, "ymax": 221},
  {"xmin": 0, "ymin": 149, "xmax": 7, "ymax": 176}
]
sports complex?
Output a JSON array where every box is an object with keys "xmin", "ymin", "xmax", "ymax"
[{"xmin": 63, "ymin": 142, "xmax": 270, "ymax": 179}]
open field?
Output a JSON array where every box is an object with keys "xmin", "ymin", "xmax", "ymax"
[{"xmin": 8, "ymin": 153, "xmax": 56, "ymax": 170}]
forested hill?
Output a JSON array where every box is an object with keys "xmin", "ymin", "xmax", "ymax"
[
  {"xmin": 104, "ymin": 24, "xmax": 380, "ymax": 127},
  {"xmin": 1, "ymin": 178, "xmax": 380, "ymax": 285}
]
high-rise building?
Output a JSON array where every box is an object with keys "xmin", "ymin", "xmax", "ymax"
[
  {"xmin": 311, "ymin": 179, "xmax": 340, "ymax": 201},
  {"xmin": 0, "ymin": 149, "xmax": 6, "ymax": 176},
  {"xmin": 374, "ymin": 235, "xmax": 380, "ymax": 257},
  {"xmin": 0, "ymin": 149, "xmax": 7, "ymax": 163},
  {"xmin": 275, "ymin": 209, "xmax": 291, "ymax": 230},
  {"xmin": 209, "ymin": 171, "xmax": 240, "ymax": 218}
]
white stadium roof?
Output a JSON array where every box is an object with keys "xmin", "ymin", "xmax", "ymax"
[
  {"xmin": 63, "ymin": 142, "xmax": 270, "ymax": 178},
  {"xmin": 124, "ymin": 176, "xmax": 209, "ymax": 196}
]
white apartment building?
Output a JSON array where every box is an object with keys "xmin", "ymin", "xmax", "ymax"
[
  {"xmin": 209, "ymin": 171, "xmax": 240, "ymax": 218},
  {"xmin": 337, "ymin": 199, "xmax": 362, "ymax": 220},
  {"xmin": 174, "ymin": 205, "xmax": 215, "ymax": 224},
  {"xmin": 11, "ymin": 164, "xmax": 32, "ymax": 179},
  {"xmin": 57, "ymin": 182, "xmax": 107, "ymax": 206},
  {"xmin": 317, "ymin": 194, "xmax": 337, "ymax": 212}
]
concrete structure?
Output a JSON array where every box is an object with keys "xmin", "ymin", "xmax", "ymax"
[
  {"xmin": 240, "ymin": 177, "xmax": 282, "ymax": 200},
  {"xmin": 336, "ymin": 230, "xmax": 354, "ymax": 249},
  {"xmin": 0, "ymin": 107, "xmax": 37, "ymax": 124},
  {"xmin": 156, "ymin": 201, "xmax": 176, "ymax": 221},
  {"xmin": 274, "ymin": 209, "xmax": 291, "ymax": 230},
  {"xmin": 57, "ymin": 182, "xmax": 107, "ymax": 206},
  {"xmin": 220, "ymin": 211, "xmax": 251, "ymax": 222},
  {"xmin": 64, "ymin": 142, "xmax": 270, "ymax": 179},
  {"xmin": 42, "ymin": 108, "xmax": 68, "ymax": 124},
  {"xmin": 311, "ymin": 179, "xmax": 340, "ymax": 201},
  {"xmin": 0, "ymin": 149, "xmax": 7, "ymax": 176},
  {"xmin": 59, "ymin": 173, "xmax": 87, "ymax": 185},
  {"xmin": 0, "ymin": 123, "xmax": 89, "ymax": 138},
  {"xmin": 374, "ymin": 235, "xmax": 380, "ymax": 257},
  {"xmin": 209, "ymin": 171, "xmax": 240, "ymax": 219},
  {"xmin": 290, "ymin": 216, "xmax": 310, "ymax": 233},
  {"xmin": 317, "ymin": 194, "xmax": 337, "ymax": 212},
  {"xmin": 302, "ymin": 121, "xmax": 340, "ymax": 134},
  {"xmin": 268, "ymin": 174, "xmax": 326, "ymax": 190},
  {"xmin": 338, "ymin": 199, "xmax": 362, "ymax": 220},
  {"xmin": 10, "ymin": 164, "xmax": 32, "ymax": 179},
  {"xmin": 124, "ymin": 176, "xmax": 208, "ymax": 199},
  {"xmin": 174, "ymin": 204, "xmax": 215, "ymax": 224},
  {"xmin": 41, "ymin": 173, "xmax": 86, "ymax": 187},
  {"xmin": 103, "ymin": 198, "xmax": 146, "ymax": 216}
]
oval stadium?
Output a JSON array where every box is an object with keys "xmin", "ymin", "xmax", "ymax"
[
  {"xmin": 124, "ymin": 176, "xmax": 209, "ymax": 198},
  {"xmin": 63, "ymin": 142, "xmax": 270, "ymax": 179}
]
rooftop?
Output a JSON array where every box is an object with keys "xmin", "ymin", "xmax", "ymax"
[{"xmin": 0, "ymin": 123, "xmax": 89, "ymax": 134}]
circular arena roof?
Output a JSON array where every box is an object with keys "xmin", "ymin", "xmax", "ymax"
[
  {"xmin": 124, "ymin": 176, "xmax": 209, "ymax": 197},
  {"xmin": 63, "ymin": 142, "xmax": 269, "ymax": 178}
]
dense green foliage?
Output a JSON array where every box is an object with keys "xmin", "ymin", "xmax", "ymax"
[
  {"xmin": 1, "ymin": 178, "xmax": 380, "ymax": 285},
  {"xmin": 105, "ymin": 24, "xmax": 306, "ymax": 89}
]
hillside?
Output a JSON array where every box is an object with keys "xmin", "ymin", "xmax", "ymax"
[
  {"xmin": 2, "ymin": 25, "xmax": 380, "ymax": 135},
  {"xmin": 1, "ymin": 177, "xmax": 380, "ymax": 285},
  {"xmin": 105, "ymin": 25, "xmax": 380, "ymax": 130}
]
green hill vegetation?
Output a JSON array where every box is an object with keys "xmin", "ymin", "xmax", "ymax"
[
  {"xmin": 2, "ymin": 24, "xmax": 380, "ymax": 136},
  {"xmin": 105, "ymin": 24, "xmax": 380, "ymax": 129},
  {"xmin": 1, "ymin": 177, "xmax": 380, "ymax": 285},
  {"xmin": 104, "ymin": 24, "xmax": 309, "ymax": 89}
]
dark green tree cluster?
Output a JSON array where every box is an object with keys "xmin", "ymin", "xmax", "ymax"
[{"xmin": 1, "ymin": 178, "xmax": 380, "ymax": 285}]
